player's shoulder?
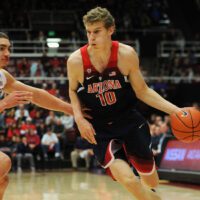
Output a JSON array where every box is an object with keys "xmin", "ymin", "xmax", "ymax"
[
  {"xmin": 118, "ymin": 42, "xmax": 138, "ymax": 57},
  {"xmin": 67, "ymin": 49, "xmax": 82, "ymax": 67},
  {"xmin": 0, "ymin": 69, "xmax": 9, "ymax": 79},
  {"xmin": 119, "ymin": 42, "xmax": 137, "ymax": 55}
]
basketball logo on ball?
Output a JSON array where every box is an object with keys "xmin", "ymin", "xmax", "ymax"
[
  {"xmin": 181, "ymin": 111, "xmax": 188, "ymax": 117},
  {"xmin": 170, "ymin": 107, "xmax": 200, "ymax": 143}
]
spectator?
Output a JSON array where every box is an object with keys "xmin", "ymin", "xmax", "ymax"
[
  {"xmin": 46, "ymin": 81, "xmax": 58, "ymax": 96},
  {"xmin": 6, "ymin": 123, "xmax": 20, "ymax": 139},
  {"xmin": 36, "ymin": 123, "xmax": 47, "ymax": 139},
  {"xmin": 60, "ymin": 113, "xmax": 74, "ymax": 131},
  {"xmin": 41, "ymin": 127, "xmax": 61, "ymax": 159},
  {"xmin": 30, "ymin": 60, "xmax": 45, "ymax": 77},
  {"xmin": 17, "ymin": 58, "xmax": 30, "ymax": 76},
  {"xmin": 20, "ymin": 117, "xmax": 37, "ymax": 135},
  {"xmin": 35, "ymin": 31, "xmax": 46, "ymax": 53},
  {"xmin": 0, "ymin": 111, "xmax": 6, "ymax": 130},
  {"xmin": 37, "ymin": 31, "xmax": 46, "ymax": 42},
  {"xmin": 26, "ymin": 128, "xmax": 43, "ymax": 160},
  {"xmin": 53, "ymin": 119, "xmax": 65, "ymax": 151},
  {"xmin": 10, "ymin": 135, "xmax": 21, "ymax": 157},
  {"xmin": 175, "ymin": 31, "xmax": 185, "ymax": 55},
  {"xmin": 70, "ymin": 136, "xmax": 94, "ymax": 170},
  {"xmin": 150, "ymin": 124, "xmax": 162, "ymax": 153},
  {"xmin": 45, "ymin": 111, "xmax": 58, "ymax": 126},
  {"xmin": 41, "ymin": 51, "xmax": 50, "ymax": 76},
  {"xmin": 16, "ymin": 136, "xmax": 36, "ymax": 173},
  {"xmin": 15, "ymin": 104, "xmax": 30, "ymax": 120},
  {"xmin": 152, "ymin": 122, "xmax": 171, "ymax": 165},
  {"xmin": 5, "ymin": 109, "xmax": 16, "ymax": 127},
  {"xmin": 0, "ymin": 135, "xmax": 12, "ymax": 157},
  {"xmin": 67, "ymin": 31, "xmax": 80, "ymax": 51}
]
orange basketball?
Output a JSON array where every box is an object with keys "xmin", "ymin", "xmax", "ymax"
[{"xmin": 170, "ymin": 107, "xmax": 200, "ymax": 143}]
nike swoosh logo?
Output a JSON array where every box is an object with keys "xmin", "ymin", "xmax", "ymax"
[
  {"xmin": 77, "ymin": 86, "xmax": 85, "ymax": 93},
  {"xmin": 139, "ymin": 123, "xmax": 145, "ymax": 129},
  {"xmin": 86, "ymin": 76, "xmax": 94, "ymax": 80}
]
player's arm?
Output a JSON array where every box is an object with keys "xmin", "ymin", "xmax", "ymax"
[
  {"xmin": 121, "ymin": 47, "xmax": 181, "ymax": 115},
  {"xmin": 2, "ymin": 69, "xmax": 73, "ymax": 115},
  {"xmin": 67, "ymin": 55, "xmax": 84, "ymax": 121},
  {"xmin": 67, "ymin": 53, "xmax": 96, "ymax": 144}
]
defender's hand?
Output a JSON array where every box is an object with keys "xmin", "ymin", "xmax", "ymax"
[{"xmin": 2, "ymin": 91, "xmax": 33, "ymax": 110}]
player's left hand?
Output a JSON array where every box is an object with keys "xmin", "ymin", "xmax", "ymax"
[{"xmin": 76, "ymin": 117, "xmax": 97, "ymax": 145}]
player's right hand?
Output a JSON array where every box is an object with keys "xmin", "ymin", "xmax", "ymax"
[
  {"xmin": 2, "ymin": 91, "xmax": 33, "ymax": 109},
  {"xmin": 76, "ymin": 117, "xmax": 97, "ymax": 145}
]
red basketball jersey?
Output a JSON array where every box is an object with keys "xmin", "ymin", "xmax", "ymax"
[{"xmin": 77, "ymin": 41, "xmax": 137, "ymax": 123}]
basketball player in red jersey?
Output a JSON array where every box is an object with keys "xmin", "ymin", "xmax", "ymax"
[
  {"xmin": 67, "ymin": 7, "xmax": 182, "ymax": 200},
  {"xmin": 0, "ymin": 32, "xmax": 74, "ymax": 200}
]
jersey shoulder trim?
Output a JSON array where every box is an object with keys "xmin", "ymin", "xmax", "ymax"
[
  {"xmin": 80, "ymin": 44, "xmax": 92, "ymax": 70},
  {"xmin": 80, "ymin": 41, "xmax": 119, "ymax": 72},
  {"xmin": 108, "ymin": 41, "xmax": 119, "ymax": 67}
]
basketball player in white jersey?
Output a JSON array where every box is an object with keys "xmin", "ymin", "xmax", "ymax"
[{"xmin": 0, "ymin": 32, "xmax": 73, "ymax": 200}]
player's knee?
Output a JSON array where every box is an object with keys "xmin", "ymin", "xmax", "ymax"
[
  {"xmin": 4, "ymin": 155, "xmax": 11, "ymax": 173},
  {"xmin": 1, "ymin": 175, "xmax": 9, "ymax": 185},
  {"xmin": 0, "ymin": 154, "xmax": 12, "ymax": 178},
  {"xmin": 0, "ymin": 175, "xmax": 9, "ymax": 191}
]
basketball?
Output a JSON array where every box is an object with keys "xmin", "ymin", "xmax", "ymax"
[{"xmin": 170, "ymin": 107, "xmax": 200, "ymax": 143}]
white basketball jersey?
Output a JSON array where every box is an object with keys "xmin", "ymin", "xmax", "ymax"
[{"xmin": 0, "ymin": 70, "xmax": 7, "ymax": 90}]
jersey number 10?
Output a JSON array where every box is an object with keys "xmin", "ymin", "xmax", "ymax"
[{"xmin": 96, "ymin": 91, "xmax": 117, "ymax": 106}]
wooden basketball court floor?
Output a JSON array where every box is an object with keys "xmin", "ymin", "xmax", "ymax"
[{"xmin": 4, "ymin": 171, "xmax": 200, "ymax": 200}]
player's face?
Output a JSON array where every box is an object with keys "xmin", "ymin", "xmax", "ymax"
[
  {"xmin": 0, "ymin": 38, "xmax": 11, "ymax": 68},
  {"xmin": 85, "ymin": 21, "xmax": 114, "ymax": 48}
]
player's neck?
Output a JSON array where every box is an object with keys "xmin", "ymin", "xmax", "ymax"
[{"xmin": 88, "ymin": 40, "xmax": 112, "ymax": 60}]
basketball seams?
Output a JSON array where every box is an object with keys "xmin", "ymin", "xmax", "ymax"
[
  {"xmin": 174, "ymin": 109, "xmax": 196, "ymax": 141},
  {"xmin": 172, "ymin": 129, "xmax": 200, "ymax": 142},
  {"xmin": 172, "ymin": 126, "xmax": 200, "ymax": 143},
  {"xmin": 176, "ymin": 134, "xmax": 200, "ymax": 141},
  {"xmin": 174, "ymin": 109, "xmax": 200, "ymax": 128},
  {"xmin": 171, "ymin": 127, "xmax": 200, "ymax": 133},
  {"xmin": 188, "ymin": 109, "xmax": 195, "ymax": 140},
  {"xmin": 188, "ymin": 109, "xmax": 200, "ymax": 128}
]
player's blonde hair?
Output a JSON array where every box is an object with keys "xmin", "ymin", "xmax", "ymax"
[
  {"xmin": 83, "ymin": 7, "xmax": 115, "ymax": 29},
  {"xmin": 0, "ymin": 32, "xmax": 9, "ymax": 39}
]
